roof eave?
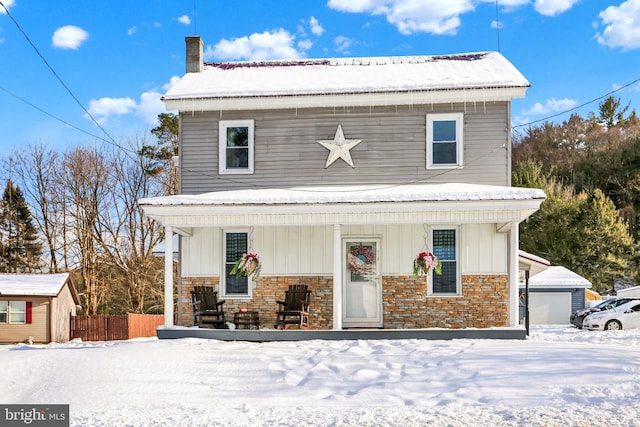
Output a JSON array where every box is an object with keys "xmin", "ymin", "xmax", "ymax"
[
  {"xmin": 163, "ymin": 86, "xmax": 529, "ymax": 112},
  {"xmin": 141, "ymin": 198, "xmax": 543, "ymax": 228}
]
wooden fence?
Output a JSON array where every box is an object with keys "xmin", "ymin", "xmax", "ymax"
[{"xmin": 70, "ymin": 313, "xmax": 164, "ymax": 341}]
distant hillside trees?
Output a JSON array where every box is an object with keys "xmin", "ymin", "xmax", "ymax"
[
  {"xmin": 513, "ymin": 96, "xmax": 640, "ymax": 292},
  {"xmin": 2, "ymin": 134, "xmax": 168, "ymax": 315}
]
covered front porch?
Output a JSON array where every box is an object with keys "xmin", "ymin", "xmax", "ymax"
[{"xmin": 139, "ymin": 183, "xmax": 545, "ymax": 338}]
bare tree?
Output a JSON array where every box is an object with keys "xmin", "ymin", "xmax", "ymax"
[
  {"xmin": 59, "ymin": 147, "xmax": 109, "ymax": 314},
  {"xmin": 5, "ymin": 145, "xmax": 65, "ymax": 272}
]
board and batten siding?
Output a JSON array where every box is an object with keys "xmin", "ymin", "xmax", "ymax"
[
  {"xmin": 179, "ymin": 102, "xmax": 510, "ymax": 193},
  {"xmin": 181, "ymin": 223, "xmax": 507, "ymax": 277}
]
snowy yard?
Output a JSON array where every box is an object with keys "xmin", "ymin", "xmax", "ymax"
[{"xmin": 2, "ymin": 325, "xmax": 640, "ymax": 426}]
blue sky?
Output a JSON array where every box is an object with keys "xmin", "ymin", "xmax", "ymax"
[{"xmin": 1, "ymin": 0, "xmax": 639, "ymax": 155}]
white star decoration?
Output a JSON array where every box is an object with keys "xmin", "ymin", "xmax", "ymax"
[{"xmin": 317, "ymin": 124, "xmax": 362, "ymax": 168}]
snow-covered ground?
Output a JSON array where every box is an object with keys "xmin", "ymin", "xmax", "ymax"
[{"xmin": 2, "ymin": 325, "xmax": 640, "ymax": 426}]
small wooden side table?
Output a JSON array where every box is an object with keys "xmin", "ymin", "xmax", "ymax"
[{"xmin": 234, "ymin": 311, "xmax": 260, "ymax": 329}]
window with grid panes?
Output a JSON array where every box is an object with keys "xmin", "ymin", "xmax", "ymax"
[
  {"xmin": 223, "ymin": 231, "xmax": 250, "ymax": 297},
  {"xmin": 432, "ymin": 228, "xmax": 459, "ymax": 295}
]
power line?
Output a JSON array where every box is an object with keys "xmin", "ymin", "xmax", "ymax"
[
  {"xmin": 511, "ymin": 76, "xmax": 640, "ymax": 130},
  {"xmin": 0, "ymin": 1, "xmax": 120, "ymax": 147},
  {"xmin": 0, "ymin": 0, "xmax": 142, "ymax": 158},
  {"xmin": 0, "ymin": 85, "xmax": 113, "ymax": 144}
]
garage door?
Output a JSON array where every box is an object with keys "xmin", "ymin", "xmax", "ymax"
[{"xmin": 529, "ymin": 293, "xmax": 572, "ymax": 324}]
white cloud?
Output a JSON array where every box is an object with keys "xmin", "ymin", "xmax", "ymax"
[
  {"xmin": 205, "ymin": 29, "xmax": 301, "ymax": 60},
  {"xmin": 0, "ymin": 0, "xmax": 15, "ymax": 13},
  {"xmin": 596, "ymin": 0, "xmax": 640, "ymax": 50},
  {"xmin": 86, "ymin": 77, "xmax": 180, "ymax": 126},
  {"xmin": 534, "ymin": 0, "xmax": 581, "ymax": 16},
  {"xmin": 334, "ymin": 35, "xmax": 353, "ymax": 53},
  {"xmin": 178, "ymin": 15, "xmax": 191, "ymax": 25},
  {"xmin": 136, "ymin": 91, "xmax": 165, "ymax": 125},
  {"xmin": 491, "ymin": 20, "xmax": 504, "ymax": 29},
  {"xmin": 52, "ymin": 25, "xmax": 89, "ymax": 50},
  {"xmin": 327, "ymin": 0, "xmax": 580, "ymax": 35},
  {"xmin": 163, "ymin": 76, "xmax": 181, "ymax": 92},
  {"xmin": 127, "ymin": 26, "xmax": 137, "ymax": 36},
  {"xmin": 310, "ymin": 16, "xmax": 325, "ymax": 35},
  {"xmin": 328, "ymin": 0, "xmax": 475, "ymax": 35},
  {"xmin": 86, "ymin": 97, "xmax": 136, "ymax": 125},
  {"xmin": 522, "ymin": 98, "xmax": 579, "ymax": 116},
  {"xmin": 298, "ymin": 39, "xmax": 313, "ymax": 51}
]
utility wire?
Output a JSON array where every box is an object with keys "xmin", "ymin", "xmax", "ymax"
[
  {"xmin": 0, "ymin": 85, "xmax": 113, "ymax": 144},
  {"xmin": 511, "ymin": 76, "xmax": 640, "ymax": 130},
  {"xmin": 0, "ymin": 0, "xmax": 120, "ymax": 147}
]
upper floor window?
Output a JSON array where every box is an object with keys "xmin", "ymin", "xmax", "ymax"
[
  {"xmin": 430, "ymin": 227, "xmax": 460, "ymax": 296},
  {"xmin": 222, "ymin": 230, "xmax": 251, "ymax": 298},
  {"xmin": 426, "ymin": 113, "xmax": 463, "ymax": 169},
  {"xmin": 219, "ymin": 120, "xmax": 254, "ymax": 174}
]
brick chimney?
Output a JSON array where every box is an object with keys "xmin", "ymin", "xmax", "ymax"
[{"xmin": 185, "ymin": 36, "xmax": 203, "ymax": 73}]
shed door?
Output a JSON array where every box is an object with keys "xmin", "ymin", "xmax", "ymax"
[{"xmin": 529, "ymin": 293, "xmax": 572, "ymax": 324}]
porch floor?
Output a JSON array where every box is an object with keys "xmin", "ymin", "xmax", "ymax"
[{"xmin": 157, "ymin": 326, "xmax": 527, "ymax": 341}]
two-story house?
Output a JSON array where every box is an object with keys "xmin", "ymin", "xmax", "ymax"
[{"xmin": 140, "ymin": 36, "xmax": 545, "ymax": 335}]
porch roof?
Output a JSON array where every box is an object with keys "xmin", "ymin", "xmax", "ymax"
[{"xmin": 140, "ymin": 183, "xmax": 545, "ymax": 230}]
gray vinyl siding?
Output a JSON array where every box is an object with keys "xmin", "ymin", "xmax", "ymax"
[{"xmin": 180, "ymin": 102, "xmax": 510, "ymax": 193}]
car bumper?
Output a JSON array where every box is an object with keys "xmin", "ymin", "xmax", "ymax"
[{"xmin": 583, "ymin": 321, "xmax": 604, "ymax": 330}]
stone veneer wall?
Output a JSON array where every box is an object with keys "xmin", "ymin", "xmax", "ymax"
[
  {"xmin": 382, "ymin": 275, "xmax": 509, "ymax": 328},
  {"xmin": 179, "ymin": 276, "xmax": 333, "ymax": 329},
  {"xmin": 180, "ymin": 274, "xmax": 508, "ymax": 329}
]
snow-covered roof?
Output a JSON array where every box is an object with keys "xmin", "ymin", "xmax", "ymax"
[
  {"xmin": 139, "ymin": 183, "xmax": 545, "ymax": 206},
  {"xmin": 163, "ymin": 52, "xmax": 529, "ymax": 110},
  {"xmin": 0, "ymin": 273, "xmax": 71, "ymax": 297},
  {"xmin": 526, "ymin": 266, "xmax": 591, "ymax": 289}
]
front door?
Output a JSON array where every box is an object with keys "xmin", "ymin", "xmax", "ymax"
[{"xmin": 343, "ymin": 239, "xmax": 382, "ymax": 328}]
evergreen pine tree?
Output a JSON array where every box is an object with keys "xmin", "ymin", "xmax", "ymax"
[{"xmin": 0, "ymin": 180, "xmax": 43, "ymax": 273}]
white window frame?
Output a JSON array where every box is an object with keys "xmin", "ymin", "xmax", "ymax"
[
  {"xmin": 426, "ymin": 113, "xmax": 464, "ymax": 169},
  {"xmin": 221, "ymin": 229, "xmax": 252, "ymax": 299},
  {"xmin": 219, "ymin": 119, "xmax": 255, "ymax": 174},
  {"xmin": 9, "ymin": 301, "xmax": 26, "ymax": 324},
  {"xmin": 0, "ymin": 301, "xmax": 7, "ymax": 324},
  {"xmin": 428, "ymin": 226, "xmax": 461, "ymax": 297}
]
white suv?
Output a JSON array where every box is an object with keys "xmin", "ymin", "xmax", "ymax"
[{"xmin": 583, "ymin": 300, "xmax": 640, "ymax": 331}]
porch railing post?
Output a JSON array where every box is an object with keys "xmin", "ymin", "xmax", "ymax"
[
  {"xmin": 509, "ymin": 221, "xmax": 519, "ymax": 327},
  {"xmin": 164, "ymin": 226, "xmax": 174, "ymax": 327},
  {"xmin": 333, "ymin": 224, "xmax": 342, "ymax": 330}
]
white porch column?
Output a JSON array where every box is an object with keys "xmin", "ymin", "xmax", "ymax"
[
  {"xmin": 508, "ymin": 222, "xmax": 519, "ymax": 327},
  {"xmin": 164, "ymin": 226, "xmax": 174, "ymax": 327},
  {"xmin": 333, "ymin": 224, "xmax": 342, "ymax": 330}
]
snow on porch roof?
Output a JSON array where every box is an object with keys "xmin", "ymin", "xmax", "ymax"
[
  {"xmin": 0, "ymin": 273, "xmax": 71, "ymax": 297},
  {"xmin": 139, "ymin": 183, "xmax": 546, "ymax": 206},
  {"xmin": 163, "ymin": 51, "xmax": 529, "ymax": 101}
]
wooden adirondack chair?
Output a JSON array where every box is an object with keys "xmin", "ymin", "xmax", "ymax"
[
  {"xmin": 191, "ymin": 286, "xmax": 226, "ymax": 328},
  {"xmin": 275, "ymin": 284, "xmax": 311, "ymax": 329}
]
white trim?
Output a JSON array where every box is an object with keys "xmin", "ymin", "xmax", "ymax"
[
  {"xmin": 164, "ymin": 226, "xmax": 174, "ymax": 327},
  {"xmin": 333, "ymin": 225, "xmax": 342, "ymax": 330},
  {"xmin": 164, "ymin": 87, "xmax": 528, "ymax": 112},
  {"xmin": 426, "ymin": 112, "xmax": 464, "ymax": 169},
  {"xmin": 8, "ymin": 300, "xmax": 26, "ymax": 324},
  {"xmin": 428, "ymin": 226, "xmax": 461, "ymax": 297},
  {"xmin": 218, "ymin": 120, "xmax": 254, "ymax": 175},
  {"xmin": 221, "ymin": 229, "xmax": 253, "ymax": 299}
]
